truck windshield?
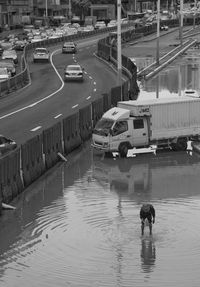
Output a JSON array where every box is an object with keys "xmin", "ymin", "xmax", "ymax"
[{"xmin": 93, "ymin": 118, "xmax": 114, "ymax": 136}]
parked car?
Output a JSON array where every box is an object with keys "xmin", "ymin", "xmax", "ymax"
[
  {"xmin": 33, "ymin": 47, "xmax": 50, "ymax": 62},
  {"xmin": 0, "ymin": 59, "xmax": 16, "ymax": 76},
  {"xmin": 0, "ymin": 67, "xmax": 10, "ymax": 82},
  {"xmin": 1, "ymin": 49, "xmax": 18, "ymax": 64},
  {"xmin": 64, "ymin": 64, "xmax": 84, "ymax": 82},
  {"xmin": 62, "ymin": 42, "xmax": 77, "ymax": 53},
  {"xmin": 0, "ymin": 134, "xmax": 17, "ymax": 157}
]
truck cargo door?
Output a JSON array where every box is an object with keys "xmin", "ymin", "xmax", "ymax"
[{"xmin": 132, "ymin": 118, "xmax": 148, "ymax": 147}]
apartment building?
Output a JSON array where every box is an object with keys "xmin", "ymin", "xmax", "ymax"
[{"xmin": 0, "ymin": 0, "xmax": 68, "ymax": 28}]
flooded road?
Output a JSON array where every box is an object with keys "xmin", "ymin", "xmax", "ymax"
[
  {"xmin": 1, "ymin": 143, "xmax": 200, "ymax": 287},
  {"xmin": 1, "ymin": 49, "xmax": 200, "ymax": 286},
  {"xmin": 137, "ymin": 46, "xmax": 200, "ymax": 100}
]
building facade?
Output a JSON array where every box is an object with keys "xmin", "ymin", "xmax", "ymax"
[{"xmin": 0, "ymin": 0, "xmax": 69, "ymax": 28}]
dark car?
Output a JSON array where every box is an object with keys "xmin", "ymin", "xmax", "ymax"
[
  {"xmin": 62, "ymin": 42, "xmax": 77, "ymax": 54},
  {"xmin": 0, "ymin": 135, "xmax": 17, "ymax": 157}
]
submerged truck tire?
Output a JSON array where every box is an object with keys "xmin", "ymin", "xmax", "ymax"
[
  {"xmin": 171, "ymin": 137, "xmax": 187, "ymax": 151},
  {"xmin": 119, "ymin": 143, "xmax": 129, "ymax": 158}
]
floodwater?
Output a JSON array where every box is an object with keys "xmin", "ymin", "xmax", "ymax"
[
  {"xmin": 1, "ymin": 50, "xmax": 200, "ymax": 287},
  {"xmin": 136, "ymin": 46, "xmax": 200, "ymax": 100},
  {"xmin": 1, "ymin": 143, "xmax": 200, "ymax": 287}
]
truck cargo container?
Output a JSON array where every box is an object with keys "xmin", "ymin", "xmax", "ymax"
[{"xmin": 92, "ymin": 96, "xmax": 200, "ymax": 157}]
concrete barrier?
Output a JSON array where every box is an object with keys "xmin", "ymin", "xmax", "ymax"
[
  {"xmin": 63, "ymin": 112, "xmax": 82, "ymax": 154},
  {"xmin": 43, "ymin": 122, "xmax": 63, "ymax": 169},
  {"xmin": 79, "ymin": 105, "xmax": 92, "ymax": 141},
  {"xmin": 0, "ymin": 148, "xmax": 23, "ymax": 203},
  {"xmin": 111, "ymin": 86, "xmax": 122, "ymax": 106},
  {"xmin": 92, "ymin": 98, "xmax": 104, "ymax": 127},
  {"xmin": 21, "ymin": 135, "xmax": 45, "ymax": 187}
]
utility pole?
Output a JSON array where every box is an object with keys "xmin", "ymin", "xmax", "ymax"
[
  {"xmin": 45, "ymin": 0, "xmax": 48, "ymax": 17},
  {"xmin": 69, "ymin": 0, "xmax": 72, "ymax": 20},
  {"xmin": 180, "ymin": 0, "xmax": 183, "ymax": 45},
  {"xmin": 117, "ymin": 0, "xmax": 122, "ymax": 100},
  {"xmin": 156, "ymin": 0, "xmax": 160, "ymax": 65}
]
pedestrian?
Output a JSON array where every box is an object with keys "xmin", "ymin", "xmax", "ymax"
[{"xmin": 140, "ymin": 203, "xmax": 155, "ymax": 235}]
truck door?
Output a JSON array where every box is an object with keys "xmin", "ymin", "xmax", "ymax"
[
  {"xmin": 132, "ymin": 118, "xmax": 148, "ymax": 147},
  {"xmin": 111, "ymin": 120, "xmax": 130, "ymax": 150}
]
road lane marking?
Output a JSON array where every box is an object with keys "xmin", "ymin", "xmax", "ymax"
[
  {"xmin": 72, "ymin": 104, "xmax": 79, "ymax": 109},
  {"xmin": 86, "ymin": 96, "xmax": 91, "ymax": 100},
  {"xmin": 0, "ymin": 49, "xmax": 64, "ymax": 120},
  {"xmin": 94, "ymin": 82, "xmax": 96, "ymax": 85},
  {"xmin": 54, "ymin": 114, "xmax": 62, "ymax": 119},
  {"xmin": 31, "ymin": 126, "xmax": 42, "ymax": 132},
  {"xmin": 94, "ymin": 88, "xmax": 97, "ymax": 92}
]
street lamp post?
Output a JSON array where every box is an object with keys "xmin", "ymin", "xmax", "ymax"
[
  {"xmin": 156, "ymin": 0, "xmax": 160, "ymax": 65},
  {"xmin": 69, "ymin": 0, "xmax": 72, "ymax": 20},
  {"xmin": 180, "ymin": 0, "xmax": 183, "ymax": 45},
  {"xmin": 117, "ymin": 0, "xmax": 122, "ymax": 100},
  {"xmin": 46, "ymin": 0, "xmax": 48, "ymax": 17}
]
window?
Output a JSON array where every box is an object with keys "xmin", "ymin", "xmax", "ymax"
[
  {"xmin": 112, "ymin": 121, "xmax": 128, "ymax": 136},
  {"xmin": 133, "ymin": 119, "xmax": 144, "ymax": 129}
]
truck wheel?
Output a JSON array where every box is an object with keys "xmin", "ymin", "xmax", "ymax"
[
  {"xmin": 176, "ymin": 138, "xmax": 187, "ymax": 151},
  {"xmin": 119, "ymin": 143, "xmax": 129, "ymax": 158},
  {"xmin": 172, "ymin": 138, "xmax": 187, "ymax": 151}
]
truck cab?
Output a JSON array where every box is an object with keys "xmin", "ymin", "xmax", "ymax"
[{"xmin": 92, "ymin": 107, "xmax": 149, "ymax": 157}]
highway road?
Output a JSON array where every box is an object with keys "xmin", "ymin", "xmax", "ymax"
[{"xmin": 0, "ymin": 35, "xmax": 119, "ymax": 145}]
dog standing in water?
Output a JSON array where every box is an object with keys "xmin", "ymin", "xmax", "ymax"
[{"xmin": 140, "ymin": 204, "xmax": 155, "ymax": 235}]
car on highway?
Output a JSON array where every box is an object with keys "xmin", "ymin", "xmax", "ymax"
[
  {"xmin": 107, "ymin": 20, "xmax": 117, "ymax": 28},
  {"xmin": 0, "ymin": 67, "xmax": 10, "ymax": 82},
  {"xmin": 160, "ymin": 24, "xmax": 169, "ymax": 31},
  {"xmin": 94, "ymin": 21, "xmax": 106, "ymax": 30},
  {"xmin": 13, "ymin": 39, "xmax": 27, "ymax": 51},
  {"xmin": 0, "ymin": 59, "xmax": 16, "ymax": 76},
  {"xmin": 1, "ymin": 49, "xmax": 18, "ymax": 64},
  {"xmin": 33, "ymin": 47, "xmax": 50, "ymax": 62},
  {"xmin": 62, "ymin": 42, "xmax": 77, "ymax": 53},
  {"xmin": 0, "ymin": 135, "xmax": 17, "ymax": 157},
  {"xmin": 64, "ymin": 64, "xmax": 84, "ymax": 82}
]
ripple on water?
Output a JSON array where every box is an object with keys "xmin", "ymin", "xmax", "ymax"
[{"xmin": 1, "ymin": 161, "xmax": 200, "ymax": 286}]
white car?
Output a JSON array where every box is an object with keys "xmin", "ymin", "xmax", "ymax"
[
  {"xmin": 33, "ymin": 47, "xmax": 50, "ymax": 62},
  {"xmin": 0, "ymin": 67, "xmax": 10, "ymax": 82},
  {"xmin": 62, "ymin": 42, "xmax": 77, "ymax": 54},
  {"xmin": 64, "ymin": 64, "xmax": 84, "ymax": 82},
  {"xmin": 1, "ymin": 49, "xmax": 18, "ymax": 64},
  {"xmin": 107, "ymin": 20, "xmax": 117, "ymax": 27},
  {"xmin": 95, "ymin": 21, "xmax": 106, "ymax": 29}
]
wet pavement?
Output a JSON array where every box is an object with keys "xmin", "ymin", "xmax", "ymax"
[
  {"xmin": 1, "ymin": 29, "xmax": 200, "ymax": 287},
  {"xmin": 1, "ymin": 139, "xmax": 200, "ymax": 286}
]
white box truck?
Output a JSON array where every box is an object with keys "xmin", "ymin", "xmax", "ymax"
[{"xmin": 92, "ymin": 96, "xmax": 200, "ymax": 157}]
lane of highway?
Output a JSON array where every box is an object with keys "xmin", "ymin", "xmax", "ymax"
[{"xmin": 0, "ymin": 35, "xmax": 119, "ymax": 145}]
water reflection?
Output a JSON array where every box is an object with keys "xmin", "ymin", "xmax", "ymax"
[
  {"xmin": 138, "ymin": 48, "xmax": 200, "ymax": 100},
  {"xmin": 1, "ymin": 144, "xmax": 200, "ymax": 286},
  {"xmin": 92, "ymin": 149, "xmax": 200, "ymax": 202},
  {"xmin": 140, "ymin": 237, "xmax": 156, "ymax": 274}
]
